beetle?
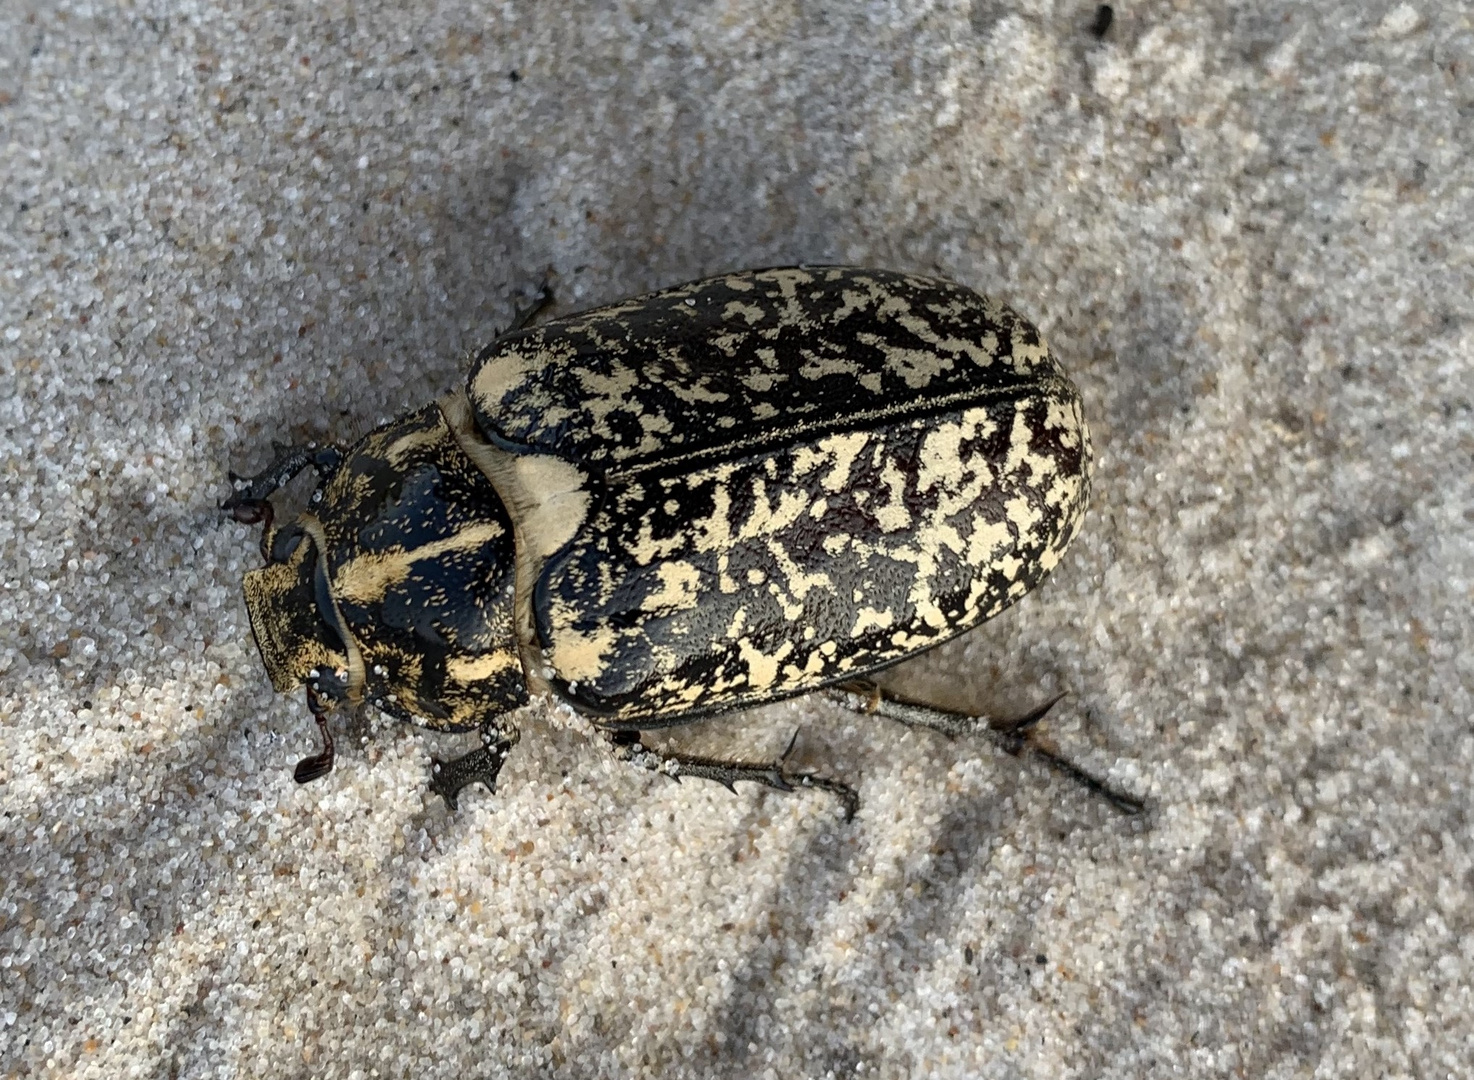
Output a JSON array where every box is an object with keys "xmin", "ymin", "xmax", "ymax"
[{"xmin": 224, "ymin": 266, "xmax": 1141, "ymax": 817}]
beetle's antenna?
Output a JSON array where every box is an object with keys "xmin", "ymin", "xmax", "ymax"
[{"xmin": 293, "ymin": 685, "xmax": 336, "ymax": 784}]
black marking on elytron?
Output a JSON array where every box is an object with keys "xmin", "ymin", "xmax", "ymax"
[{"xmin": 313, "ymin": 403, "xmax": 525, "ymax": 731}]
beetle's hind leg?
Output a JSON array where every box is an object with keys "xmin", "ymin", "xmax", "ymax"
[
  {"xmin": 607, "ymin": 729, "xmax": 860, "ymax": 821},
  {"xmin": 428, "ymin": 719, "xmax": 521, "ymax": 811},
  {"xmin": 826, "ymin": 680, "xmax": 1144, "ymax": 815}
]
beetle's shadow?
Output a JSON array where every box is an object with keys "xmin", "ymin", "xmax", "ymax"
[
  {"xmin": 651, "ymin": 788, "xmax": 1098, "ymax": 1078},
  {"xmin": 214, "ymin": 156, "xmax": 541, "ymax": 469},
  {"xmin": 0, "ymin": 688, "xmax": 310, "ymax": 1078},
  {"xmin": 525, "ymin": 685, "xmax": 1141, "ymax": 1077}
]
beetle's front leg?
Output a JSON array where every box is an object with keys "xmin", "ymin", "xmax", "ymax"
[
  {"xmin": 222, "ymin": 442, "xmax": 344, "ymax": 560},
  {"xmin": 826, "ymin": 680, "xmax": 1144, "ymax": 815},
  {"xmin": 503, "ymin": 279, "xmax": 554, "ymax": 335},
  {"xmin": 606, "ymin": 729, "xmax": 860, "ymax": 821},
  {"xmin": 428, "ymin": 719, "xmax": 521, "ymax": 811},
  {"xmin": 222, "ymin": 441, "xmax": 344, "ymax": 517}
]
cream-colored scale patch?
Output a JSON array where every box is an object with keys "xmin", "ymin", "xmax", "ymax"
[
  {"xmin": 789, "ymin": 444, "xmax": 829, "ymax": 479},
  {"xmin": 851, "ymin": 607, "xmax": 894, "ymax": 635},
  {"xmin": 831, "ymin": 281, "xmax": 884, "ymax": 323},
  {"xmin": 780, "ymin": 649, "xmax": 830, "ymax": 683},
  {"xmin": 445, "ymin": 650, "xmax": 521, "ymax": 684},
  {"xmin": 995, "ymin": 303, "xmax": 1052, "ymax": 371},
  {"xmin": 966, "ymin": 517, "xmax": 1014, "ymax": 569},
  {"xmin": 761, "ymin": 267, "xmax": 818, "ymax": 321},
  {"xmin": 332, "ymin": 522, "xmax": 507, "ymax": 605},
  {"xmin": 896, "ymin": 307, "xmax": 1012, "ymax": 372},
  {"xmin": 722, "ymin": 300, "xmax": 766, "ymax": 326},
  {"xmin": 385, "ymin": 426, "xmax": 446, "ymax": 468},
  {"xmin": 819, "ymin": 431, "xmax": 869, "ymax": 493},
  {"xmin": 439, "ymin": 391, "xmax": 595, "ymax": 684},
  {"xmin": 705, "ymin": 478, "xmax": 739, "ymax": 550},
  {"xmin": 872, "ymin": 458, "xmax": 912, "ymax": 533},
  {"xmin": 711, "ymin": 331, "xmax": 747, "ymax": 357},
  {"xmin": 664, "ymin": 377, "xmax": 731, "ymax": 406},
  {"xmin": 736, "ymin": 636, "xmax": 794, "ymax": 691},
  {"xmin": 1001, "ymin": 402, "xmax": 1058, "ymax": 486},
  {"xmin": 766, "ymin": 536, "xmax": 833, "ymax": 602},
  {"xmin": 854, "ymin": 333, "xmax": 947, "ymax": 390},
  {"xmin": 545, "ymin": 617, "xmax": 622, "ymax": 684},
  {"xmin": 822, "ymin": 533, "xmax": 851, "ymax": 556},
  {"xmin": 914, "ymin": 422, "xmax": 964, "ymax": 493},
  {"xmin": 735, "ymin": 477, "xmax": 814, "ymax": 542},
  {"xmin": 626, "ymin": 513, "xmax": 697, "ymax": 568},
  {"xmin": 993, "ymin": 553, "xmax": 1024, "ymax": 581},
  {"xmin": 644, "ymin": 560, "xmax": 703, "ymax": 614},
  {"xmin": 741, "ymin": 354, "xmax": 783, "ymax": 393},
  {"xmin": 1043, "ymin": 395, "xmax": 1083, "ymax": 442},
  {"xmin": 472, "ymin": 339, "xmax": 574, "ymax": 412},
  {"xmin": 1004, "ymin": 494, "xmax": 1042, "ymax": 537}
]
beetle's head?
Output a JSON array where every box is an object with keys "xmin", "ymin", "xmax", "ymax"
[{"xmin": 242, "ymin": 520, "xmax": 359, "ymax": 702}]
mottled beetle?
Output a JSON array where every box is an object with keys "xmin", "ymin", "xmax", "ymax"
[{"xmin": 224, "ymin": 267, "xmax": 1140, "ymax": 816}]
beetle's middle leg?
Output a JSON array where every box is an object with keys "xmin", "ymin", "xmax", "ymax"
[
  {"xmin": 826, "ymin": 680, "xmax": 1144, "ymax": 815},
  {"xmin": 606, "ymin": 729, "xmax": 860, "ymax": 821}
]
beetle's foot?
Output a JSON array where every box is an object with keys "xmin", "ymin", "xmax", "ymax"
[
  {"xmin": 986, "ymin": 693, "xmax": 1070, "ymax": 753},
  {"xmin": 608, "ymin": 729, "xmax": 859, "ymax": 821},
  {"xmin": 826, "ymin": 680, "xmax": 1144, "ymax": 815},
  {"xmin": 222, "ymin": 441, "xmax": 345, "ymax": 508},
  {"xmin": 223, "ymin": 495, "xmax": 274, "ymax": 529},
  {"xmin": 503, "ymin": 278, "xmax": 556, "ymax": 336},
  {"xmin": 293, "ymin": 686, "xmax": 337, "ymax": 784},
  {"xmin": 429, "ymin": 722, "xmax": 521, "ymax": 811}
]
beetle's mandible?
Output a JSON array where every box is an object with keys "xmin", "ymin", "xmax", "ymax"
[{"xmin": 224, "ymin": 266, "xmax": 1141, "ymax": 817}]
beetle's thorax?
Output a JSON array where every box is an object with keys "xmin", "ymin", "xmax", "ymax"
[{"xmin": 243, "ymin": 401, "xmax": 532, "ymax": 732}]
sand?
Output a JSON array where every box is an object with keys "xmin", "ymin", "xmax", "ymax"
[{"xmin": 3, "ymin": 1, "xmax": 1472, "ymax": 1077}]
